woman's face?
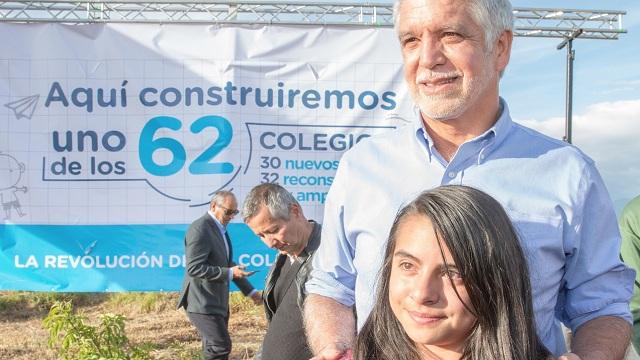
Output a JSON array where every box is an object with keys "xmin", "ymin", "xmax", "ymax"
[{"xmin": 388, "ymin": 214, "xmax": 476, "ymax": 357}]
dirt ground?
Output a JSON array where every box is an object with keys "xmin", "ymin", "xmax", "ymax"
[{"xmin": 0, "ymin": 292, "xmax": 266, "ymax": 360}]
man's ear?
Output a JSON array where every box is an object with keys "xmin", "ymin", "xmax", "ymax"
[
  {"xmin": 495, "ymin": 30, "xmax": 513, "ymax": 73},
  {"xmin": 290, "ymin": 203, "xmax": 302, "ymax": 218}
]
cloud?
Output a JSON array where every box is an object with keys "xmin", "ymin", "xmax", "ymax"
[{"xmin": 516, "ymin": 99, "xmax": 640, "ymax": 213}]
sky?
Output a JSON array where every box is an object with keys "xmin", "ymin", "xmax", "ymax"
[{"xmin": 502, "ymin": 0, "xmax": 640, "ymax": 213}]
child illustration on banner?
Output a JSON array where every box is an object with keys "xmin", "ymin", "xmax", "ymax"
[{"xmin": 0, "ymin": 152, "xmax": 28, "ymax": 220}]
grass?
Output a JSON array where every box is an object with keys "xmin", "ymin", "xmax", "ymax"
[
  {"xmin": 0, "ymin": 291, "xmax": 106, "ymax": 317},
  {"xmin": 229, "ymin": 292, "xmax": 262, "ymax": 315},
  {"xmin": 0, "ymin": 291, "xmax": 266, "ymax": 360},
  {"xmin": 107, "ymin": 292, "xmax": 176, "ymax": 313}
]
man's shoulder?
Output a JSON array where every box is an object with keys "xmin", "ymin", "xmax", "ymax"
[
  {"xmin": 509, "ymin": 121, "xmax": 595, "ymax": 165},
  {"xmin": 188, "ymin": 213, "xmax": 212, "ymax": 232},
  {"xmin": 191, "ymin": 212, "xmax": 210, "ymax": 224},
  {"xmin": 341, "ymin": 124, "xmax": 414, "ymax": 160},
  {"xmin": 621, "ymin": 195, "xmax": 640, "ymax": 219},
  {"xmin": 361, "ymin": 123, "xmax": 413, "ymax": 146}
]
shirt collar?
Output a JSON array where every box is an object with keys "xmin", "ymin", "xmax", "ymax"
[
  {"xmin": 289, "ymin": 220, "xmax": 320, "ymax": 263},
  {"xmin": 207, "ymin": 210, "xmax": 225, "ymax": 234},
  {"xmin": 413, "ymin": 97, "xmax": 513, "ymax": 158},
  {"xmin": 486, "ymin": 98, "xmax": 512, "ymax": 146}
]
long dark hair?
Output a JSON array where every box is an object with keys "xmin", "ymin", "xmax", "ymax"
[{"xmin": 354, "ymin": 185, "xmax": 550, "ymax": 360}]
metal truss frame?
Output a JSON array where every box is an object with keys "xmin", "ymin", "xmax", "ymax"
[{"xmin": 0, "ymin": 1, "xmax": 627, "ymax": 40}]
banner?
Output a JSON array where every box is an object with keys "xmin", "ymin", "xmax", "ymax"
[{"xmin": 0, "ymin": 23, "xmax": 413, "ymax": 291}]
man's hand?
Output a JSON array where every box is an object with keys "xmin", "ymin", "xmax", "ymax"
[
  {"xmin": 231, "ymin": 265, "xmax": 251, "ymax": 279},
  {"xmin": 304, "ymin": 294, "xmax": 355, "ymax": 360},
  {"xmin": 250, "ymin": 291, "xmax": 262, "ymax": 305}
]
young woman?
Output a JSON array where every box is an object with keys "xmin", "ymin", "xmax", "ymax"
[{"xmin": 354, "ymin": 185, "xmax": 551, "ymax": 360}]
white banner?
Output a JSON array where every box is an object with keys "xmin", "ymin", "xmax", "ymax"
[{"xmin": 0, "ymin": 23, "xmax": 413, "ymax": 291}]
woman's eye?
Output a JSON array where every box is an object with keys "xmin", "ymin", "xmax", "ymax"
[
  {"xmin": 399, "ymin": 262, "xmax": 414, "ymax": 271},
  {"xmin": 446, "ymin": 269, "xmax": 463, "ymax": 279}
]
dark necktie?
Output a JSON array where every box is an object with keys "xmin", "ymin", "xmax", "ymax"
[{"xmin": 224, "ymin": 231, "xmax": 233, "ymax": 262}]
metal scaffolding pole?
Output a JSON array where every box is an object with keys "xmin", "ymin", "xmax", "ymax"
[
  {"xmin": 0, "ymin": 1, "xmax": 628, "ymax": 142},
  {"xmin": 557, "ymin": 29, "xmax": 583, "ymax": 144},
  {"xmin": 0, "ymin": 1, "xmax": 627, "ymax": 41}
]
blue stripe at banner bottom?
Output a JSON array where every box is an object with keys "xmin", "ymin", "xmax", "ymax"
[{"xmin": 0, "ymin": 224, "xmax": 276, "ymax": 292}]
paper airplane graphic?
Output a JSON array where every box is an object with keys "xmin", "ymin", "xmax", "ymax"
[
  {"xmin": 77, "ymin": 239, "xmax": 98, "ymax": 255},
  {"xmin": 4, "ymin": 94, "xmax": 39, "ymax": 120}
]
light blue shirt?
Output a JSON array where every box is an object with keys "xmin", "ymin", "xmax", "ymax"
[{"xmin": 306, "ymin": 99, "xmax": 634, "ymax": 356}]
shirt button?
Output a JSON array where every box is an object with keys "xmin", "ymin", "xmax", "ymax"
[{"xmin": 448, "ymin": 171, "xmax": 456, "ymax": 178}]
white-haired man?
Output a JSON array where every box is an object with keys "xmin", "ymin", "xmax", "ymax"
[
  {"xmin": 243, "ymin": 183, "xmax": 321, "ymax": 360},
  {"xmin": 304, "ymin": 0, "xmax": 634, "ymax": 359},
  {"xmin": 178, "ymin": 190, "xmax": 261, "ymax": 360}
]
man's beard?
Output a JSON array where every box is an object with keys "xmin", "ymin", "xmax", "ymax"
[{"xmin": 413, "ymin": 65, "xmax": 493, "ymax": 122}]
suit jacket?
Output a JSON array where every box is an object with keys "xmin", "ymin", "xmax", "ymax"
[
  {"xmin": 177, "ymin": 213, "xmax": 254, "ymax": 316},
  {"xmin": 260, "ymin": 221, "xmax": 321, "ymax": 360}
]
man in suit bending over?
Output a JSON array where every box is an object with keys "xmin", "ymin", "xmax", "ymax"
[
  {"xmin": 242, "ymin": 183, "xmax": 321, "ymax": 360},
  {"xmin": 178, "ymin": 190, "xmax": 262, "ymax": 360}
]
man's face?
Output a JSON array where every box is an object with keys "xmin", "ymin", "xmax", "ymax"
[
  {"xmin": 211, "ymin": 195, "xmax": 238, "ymax": 227},
  {"xmin": 397, "ymin": 0, "xmax": 508, "ymax": 121},
  {"xmin": 246, "ymin": 204, "xmax": 307, "ymax": 257}
]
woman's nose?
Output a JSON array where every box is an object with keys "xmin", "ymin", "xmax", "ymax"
[{"xmin": 410, "ymin": 274, "xmax": 441, "ymax": 305}]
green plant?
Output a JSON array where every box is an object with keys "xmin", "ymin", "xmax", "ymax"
[{"xmin": 42, "ymin": 300, "xmax": 151, "ymax": 360}]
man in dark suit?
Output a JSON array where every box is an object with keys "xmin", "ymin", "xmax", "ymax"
[
  {"xmin": 242, "ymin": 183, "xmax": 321, "ymax": 360},
  {"xmin": 178, "ymin": 190, "xmax": 262, "ymax": 360}
]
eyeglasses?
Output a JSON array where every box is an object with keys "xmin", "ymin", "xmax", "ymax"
[{"xmin": 217, "ymin": 204, "xmax": 239, "ymax": 216}]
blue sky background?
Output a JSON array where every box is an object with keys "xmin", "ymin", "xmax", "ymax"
[
  {"xmin": 506, "ymin": 0, "xmax": 639, "ymax": 120},
  {"xmin": 500, "ymin": 0, "xmax": 639, "ymax": 213}
]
